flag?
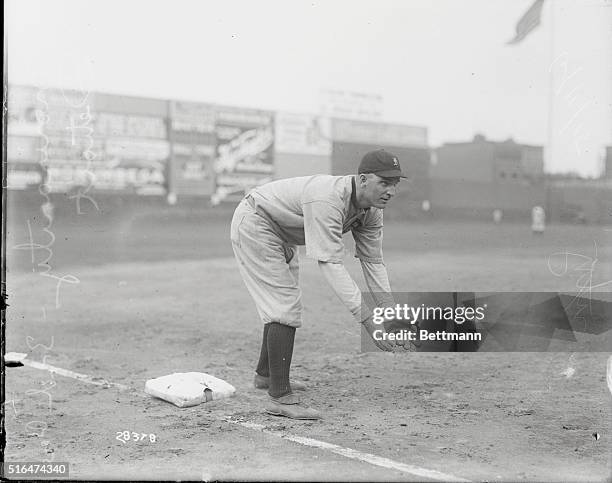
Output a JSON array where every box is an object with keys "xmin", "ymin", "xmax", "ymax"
[{"xmin": 507, "ymin": 0, "xmax": 545, "ymax": 45}]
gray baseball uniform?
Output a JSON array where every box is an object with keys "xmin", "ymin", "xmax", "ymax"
[{"xmin": 231, "ymin": 174, "xmax": 393, "ymax": 328}]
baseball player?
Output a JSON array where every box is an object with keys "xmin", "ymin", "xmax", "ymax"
[{"xmin": 230, "ymin": 149, "xmax": 405, "ymax": 419}]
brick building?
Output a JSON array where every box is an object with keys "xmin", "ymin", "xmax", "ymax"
[{"xmin": 429, "ymin": 134, "xmax": 545, "ymax": 219}]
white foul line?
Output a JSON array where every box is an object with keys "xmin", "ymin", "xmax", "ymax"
[
  {"xmin": 21, "ymin": 359, "xmax": 129, "ymax": 390},
  {"xmin": 229, "ymin": 419, "xmax": 471, "ymax": 482},
  {"xmin": 18, "ymin": 358, "xmax": 469, "ymax": 481}
]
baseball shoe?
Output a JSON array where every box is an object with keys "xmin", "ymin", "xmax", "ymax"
[
  {"xmin": 254, "ymin": 374, "xmax": 307, "ymax": 391},
  {"xmin": 265, "ymin": 393, "xmax": 322, "ymax": 420}
]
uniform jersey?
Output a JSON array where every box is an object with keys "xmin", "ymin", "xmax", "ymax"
[
  {"xmin": 231, "ymin": 174, "xmax": 393, "ymax": 328},
  {"xmin": 248, "ymin": 175, "xmax": 384, "ymax": 264}
]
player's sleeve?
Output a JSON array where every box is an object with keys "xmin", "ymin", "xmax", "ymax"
[
  {"xmin": 353, "ymin": 209, "xmax": 394, "ymax": 307},
  {"xmin": 352, "ymin": 208, "xmax": 384, "ymax": 263},
  {"xmin": 360, "ymin": 260, "xmax": 395, "ymax": 309},
  {"xmin": 303, "ymin": 200, "xmax": 345, "ymax": 263},
  {"xmin": 318, "ymin": 261, "xmax": 370, "ymax": 323}
]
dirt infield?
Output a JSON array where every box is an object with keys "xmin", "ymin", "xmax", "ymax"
[{"xmin": 4, "ymin": 217, "xmax": 612, "ymax": 481}]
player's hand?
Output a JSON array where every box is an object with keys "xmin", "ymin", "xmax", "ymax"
[
  {"xmin": 393, "ymin": 336, "xmax": 418, "ymax": 352},
  {"xmin": 362, "ymin": 316, "xmax": 395, "ymax": 352},
  {"xmin": 388, "ymin": 319, "xmax": 420, "ymax": 352}
]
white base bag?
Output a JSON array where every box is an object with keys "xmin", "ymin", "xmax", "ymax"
[{"xmin": 145, "ymin": 372, "xmax": 236, "ymax": 408}]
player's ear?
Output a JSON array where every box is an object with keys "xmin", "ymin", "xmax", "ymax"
[{"xmin": 359, "ymin": 174, "xmax": 368, "ymax": 186}]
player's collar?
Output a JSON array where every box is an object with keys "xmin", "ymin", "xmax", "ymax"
[
  {"xmin": 351, "ymin": 176, "xmax": 359, "ymax": 209},
  {"xmin": 351, "ymin": 176, "xmax": 369, "ymax": 213}
]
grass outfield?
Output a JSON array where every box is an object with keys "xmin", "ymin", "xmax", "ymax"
[
  {"xmin": 4, "ymin": 215, "xmax": 612, "ymax": 480},
  {"xmin": 7, "ymin": 202, "xmax": 611, "ymax": 272}
]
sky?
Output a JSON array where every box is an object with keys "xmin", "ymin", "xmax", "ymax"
[{"xmin": 5, "ymin": 0, "xmax": 612, "ymax": 176}]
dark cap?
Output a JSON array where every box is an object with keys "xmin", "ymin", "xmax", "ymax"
[{"xmin": 358, "ymin": 149, "xmax": 406, "ymax": 178}]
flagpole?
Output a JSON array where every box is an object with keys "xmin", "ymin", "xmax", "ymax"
[{"xmin": 545, "ymin": 0, "xmax": 555, "ymax": 174}]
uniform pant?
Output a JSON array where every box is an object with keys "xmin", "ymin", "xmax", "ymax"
[{"xmin": 230, "ymin": 197, "xmax": 303, "ymax": 328}]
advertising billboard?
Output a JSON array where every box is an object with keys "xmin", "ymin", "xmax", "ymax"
[
  {"xmin": 213, "ymin": 106, "xmax": 274, "ymax": 199},
  {"xmin": 31, "ymin": 87, "xmax": 102, "ymax": 194},
  {"xmin": 319, "ymin": 89, "xmax": 384, "ymax": 122},
  {"xmin": 42, "ymin": 92, "xmax": 170, "ymax": 194},
  {"xmin": 94, "ymin": 112, "xmax": 167, "ymax": 139},
  {"xmin": 168, "ymin": 101, "xmax": 217, "ymax": 196},
  {"xmin": 44, "ymin": 163, "xmax": 165, "ymax": 194},
  {"xmin": 274, "ymin": 112, "xmax": 331, "ymax": 156},
  {"xmin": 40, "ymin": 87, "xmax": 94, "ymax": 135},
  {"xmin": 93, "ymin": 92, "xmax": 168, "ymax": 116},
  {"xmin": 74, "ymin": 92, "xmax": 170, "ymax": 194},
  {"xmin": 332, "ymin": 119, "xmax": 428, "ymax": 148},
  {"xmin": 274, "ymin": 112, "xmax": 332, "ymax": 179}
]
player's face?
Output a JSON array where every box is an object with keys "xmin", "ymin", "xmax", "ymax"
[{"xmin": 363, "ymin": 174, "xmax": 400, "ymax": 209}]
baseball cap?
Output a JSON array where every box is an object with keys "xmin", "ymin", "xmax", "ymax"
[{"xmin": 358, "ymin": 149, "xmax": 406, "ymax": 178}]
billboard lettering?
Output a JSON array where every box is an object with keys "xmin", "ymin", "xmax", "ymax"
[{"xmin": 275, "ymin": 112, "xmax": 332, "ymax": 155}]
